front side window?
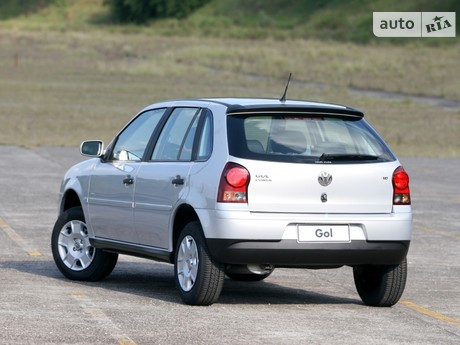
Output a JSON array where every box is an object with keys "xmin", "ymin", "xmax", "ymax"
[
  {"xmin": 227, "ymin": 113, "xmax": 395, "ymax": 164},
  {"xmin": 111, "ymin": 108, "xmax": 166, "ymax": 161}
]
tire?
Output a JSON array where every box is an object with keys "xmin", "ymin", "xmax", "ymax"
[
  {"xmin": 51, "ymin": 207, "xmax": 118, "ymax": 282},
  {"xmin": 174, "ymin": 221, "xmax": 225, "ymax": 306},
  {"xmin": 353, "ymin": 256, "xmax": 407, "ymax": 307}
]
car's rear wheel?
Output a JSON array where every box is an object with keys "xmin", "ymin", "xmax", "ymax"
[
  {"xmin": 174, "ymin": 221, "xmax": 225, "ymax": 306},
  {"xmin": 51, "ymin": 207, "xmax": 118, "ymax": 281},
  {"xmin": 353, "ymin": 256, "xmax": 407, "ymax": 307}
]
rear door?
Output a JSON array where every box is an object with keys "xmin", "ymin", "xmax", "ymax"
[
  {"xmin": 134, "ymin": 107, "xmax": 208, "ymax": 248},
  {"xmin": 227, "ymin": 113, "xmax": 398, "ymax": 214}
]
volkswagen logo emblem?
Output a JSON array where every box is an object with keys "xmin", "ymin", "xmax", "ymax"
[{"xmin": 318, "ymin": 171, "xmax": 332, "ymax": 186}]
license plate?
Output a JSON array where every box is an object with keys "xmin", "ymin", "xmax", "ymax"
[{"xmin": 298, "ymin": 225, "xmax": 350, "ymax": 243}]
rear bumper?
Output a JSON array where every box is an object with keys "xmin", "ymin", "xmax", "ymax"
[
  {"xmin": 199, "ymin": 208, "xmax": 412, "ymax": 242},
  {"xmin": 206, "ymin": 239, "xmax": 410, "ymax": 267}
]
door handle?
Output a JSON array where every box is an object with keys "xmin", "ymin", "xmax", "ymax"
[
  {"xmin": 172, "ymin": 175, "xmax": 184, "ymax": 185},
  {"xmin": 123, "ymin": 175, "xmax": 134, "ymax": 185}
]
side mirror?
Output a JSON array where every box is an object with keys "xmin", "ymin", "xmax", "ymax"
[{"xmin": 80, "ymin": 140, "xmax": 104, "ymax": 157}]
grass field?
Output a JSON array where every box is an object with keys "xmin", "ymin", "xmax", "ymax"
[
  {"xmin": 0, "ymin": 0, "xmax": 459, "ymax": 157},
  {"xmin": 1, "ymin": 29, "xmax": 458, "ymax": 157}
]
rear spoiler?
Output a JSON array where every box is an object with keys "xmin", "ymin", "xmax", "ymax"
[{"xmin": 226, "ymin": 104, "xmax": 364, "ymax": 118}]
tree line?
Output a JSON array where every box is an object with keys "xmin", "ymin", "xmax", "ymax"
[{"xmin": 104, "ymin": 0, "xmax": 211, "ymax": 23}]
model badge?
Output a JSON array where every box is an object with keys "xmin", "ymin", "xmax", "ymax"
[
  {"xmin": 318, "ymin": 171, "xmax": 332, "ymax": 186},
  {"xmin": 321, "ymin": 193, "xmax": 328, "ymax": 203}
]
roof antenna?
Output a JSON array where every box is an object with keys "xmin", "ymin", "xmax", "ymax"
[{"xmin": 280, "ymin": 72, "xmax": 292, "ymax": 103}]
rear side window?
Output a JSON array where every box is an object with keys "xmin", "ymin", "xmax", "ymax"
[
  {"xmin": 227, "ymin": 113, "xmax": 395, "ymax": 164},
  {"xmin": 151, "ymin": 107, "xmax": 200, "ymax": 161},
  {"xmin": 148, "ymin": 107, "xmax": 213, "ymax": 162}
]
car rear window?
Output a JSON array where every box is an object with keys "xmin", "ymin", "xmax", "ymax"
[{"xmin": 227, "ymin": 113, "xmax": 395, "ymax": 164}]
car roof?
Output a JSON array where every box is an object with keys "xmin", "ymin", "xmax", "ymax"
[{"xmin": 201, "ymin": 97, "xmax": 345, "ymax": 108}]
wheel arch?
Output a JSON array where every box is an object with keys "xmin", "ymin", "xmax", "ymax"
[
  {"xmin": 171, "ymin": 204, "xmax": 200, "ymax": 259},
  {"xmin": 61, "ymin": 189, "xmax": 82, "ymax": 213}
]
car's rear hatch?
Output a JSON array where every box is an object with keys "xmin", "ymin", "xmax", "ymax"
[{"xmin": 226, "ymin": 105, "xmax": 398, "ymax": 214}]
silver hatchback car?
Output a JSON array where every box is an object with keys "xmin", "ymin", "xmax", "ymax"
[{"xmin": 51, "ymin": 98, "xmax": 412, "ymax": 306}]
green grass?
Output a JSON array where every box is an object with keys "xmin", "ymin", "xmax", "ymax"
[
  {"xmin": 0, "ymin": 0, "xmax": 459, "ymax": 43},
  {"xmin": 185, "ymin": 0, "xmax": 460, "ymax": 43}
]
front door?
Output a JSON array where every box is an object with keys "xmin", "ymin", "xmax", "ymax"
[{"xmin": 86, "ymin": 108, "xmax": 166, "ymax": 243}]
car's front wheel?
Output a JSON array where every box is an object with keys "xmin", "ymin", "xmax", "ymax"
[
  {"xmin": 353, "ymin": 257, "xmax": 407, "ymax": 307},
  {"xmin": 51, "ymin": 207, "xmax": 118, "ymax": 281},
  {"xmin": 174, "ymin": 221, "xmax": 225, "ymax": 306}
]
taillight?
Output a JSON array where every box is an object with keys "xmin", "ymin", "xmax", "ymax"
[
  {"xmin": 217, "ymin": 162, "xmax": 250, "ymax": 203},
  {"xmin": 393, "ymin": 166, "xmax": 411, "ymax": 205}
]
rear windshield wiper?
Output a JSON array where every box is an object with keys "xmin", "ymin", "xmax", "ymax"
[{"xmin": 318, "ymin": 153, "xmax": 380, "ymax": 162}]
